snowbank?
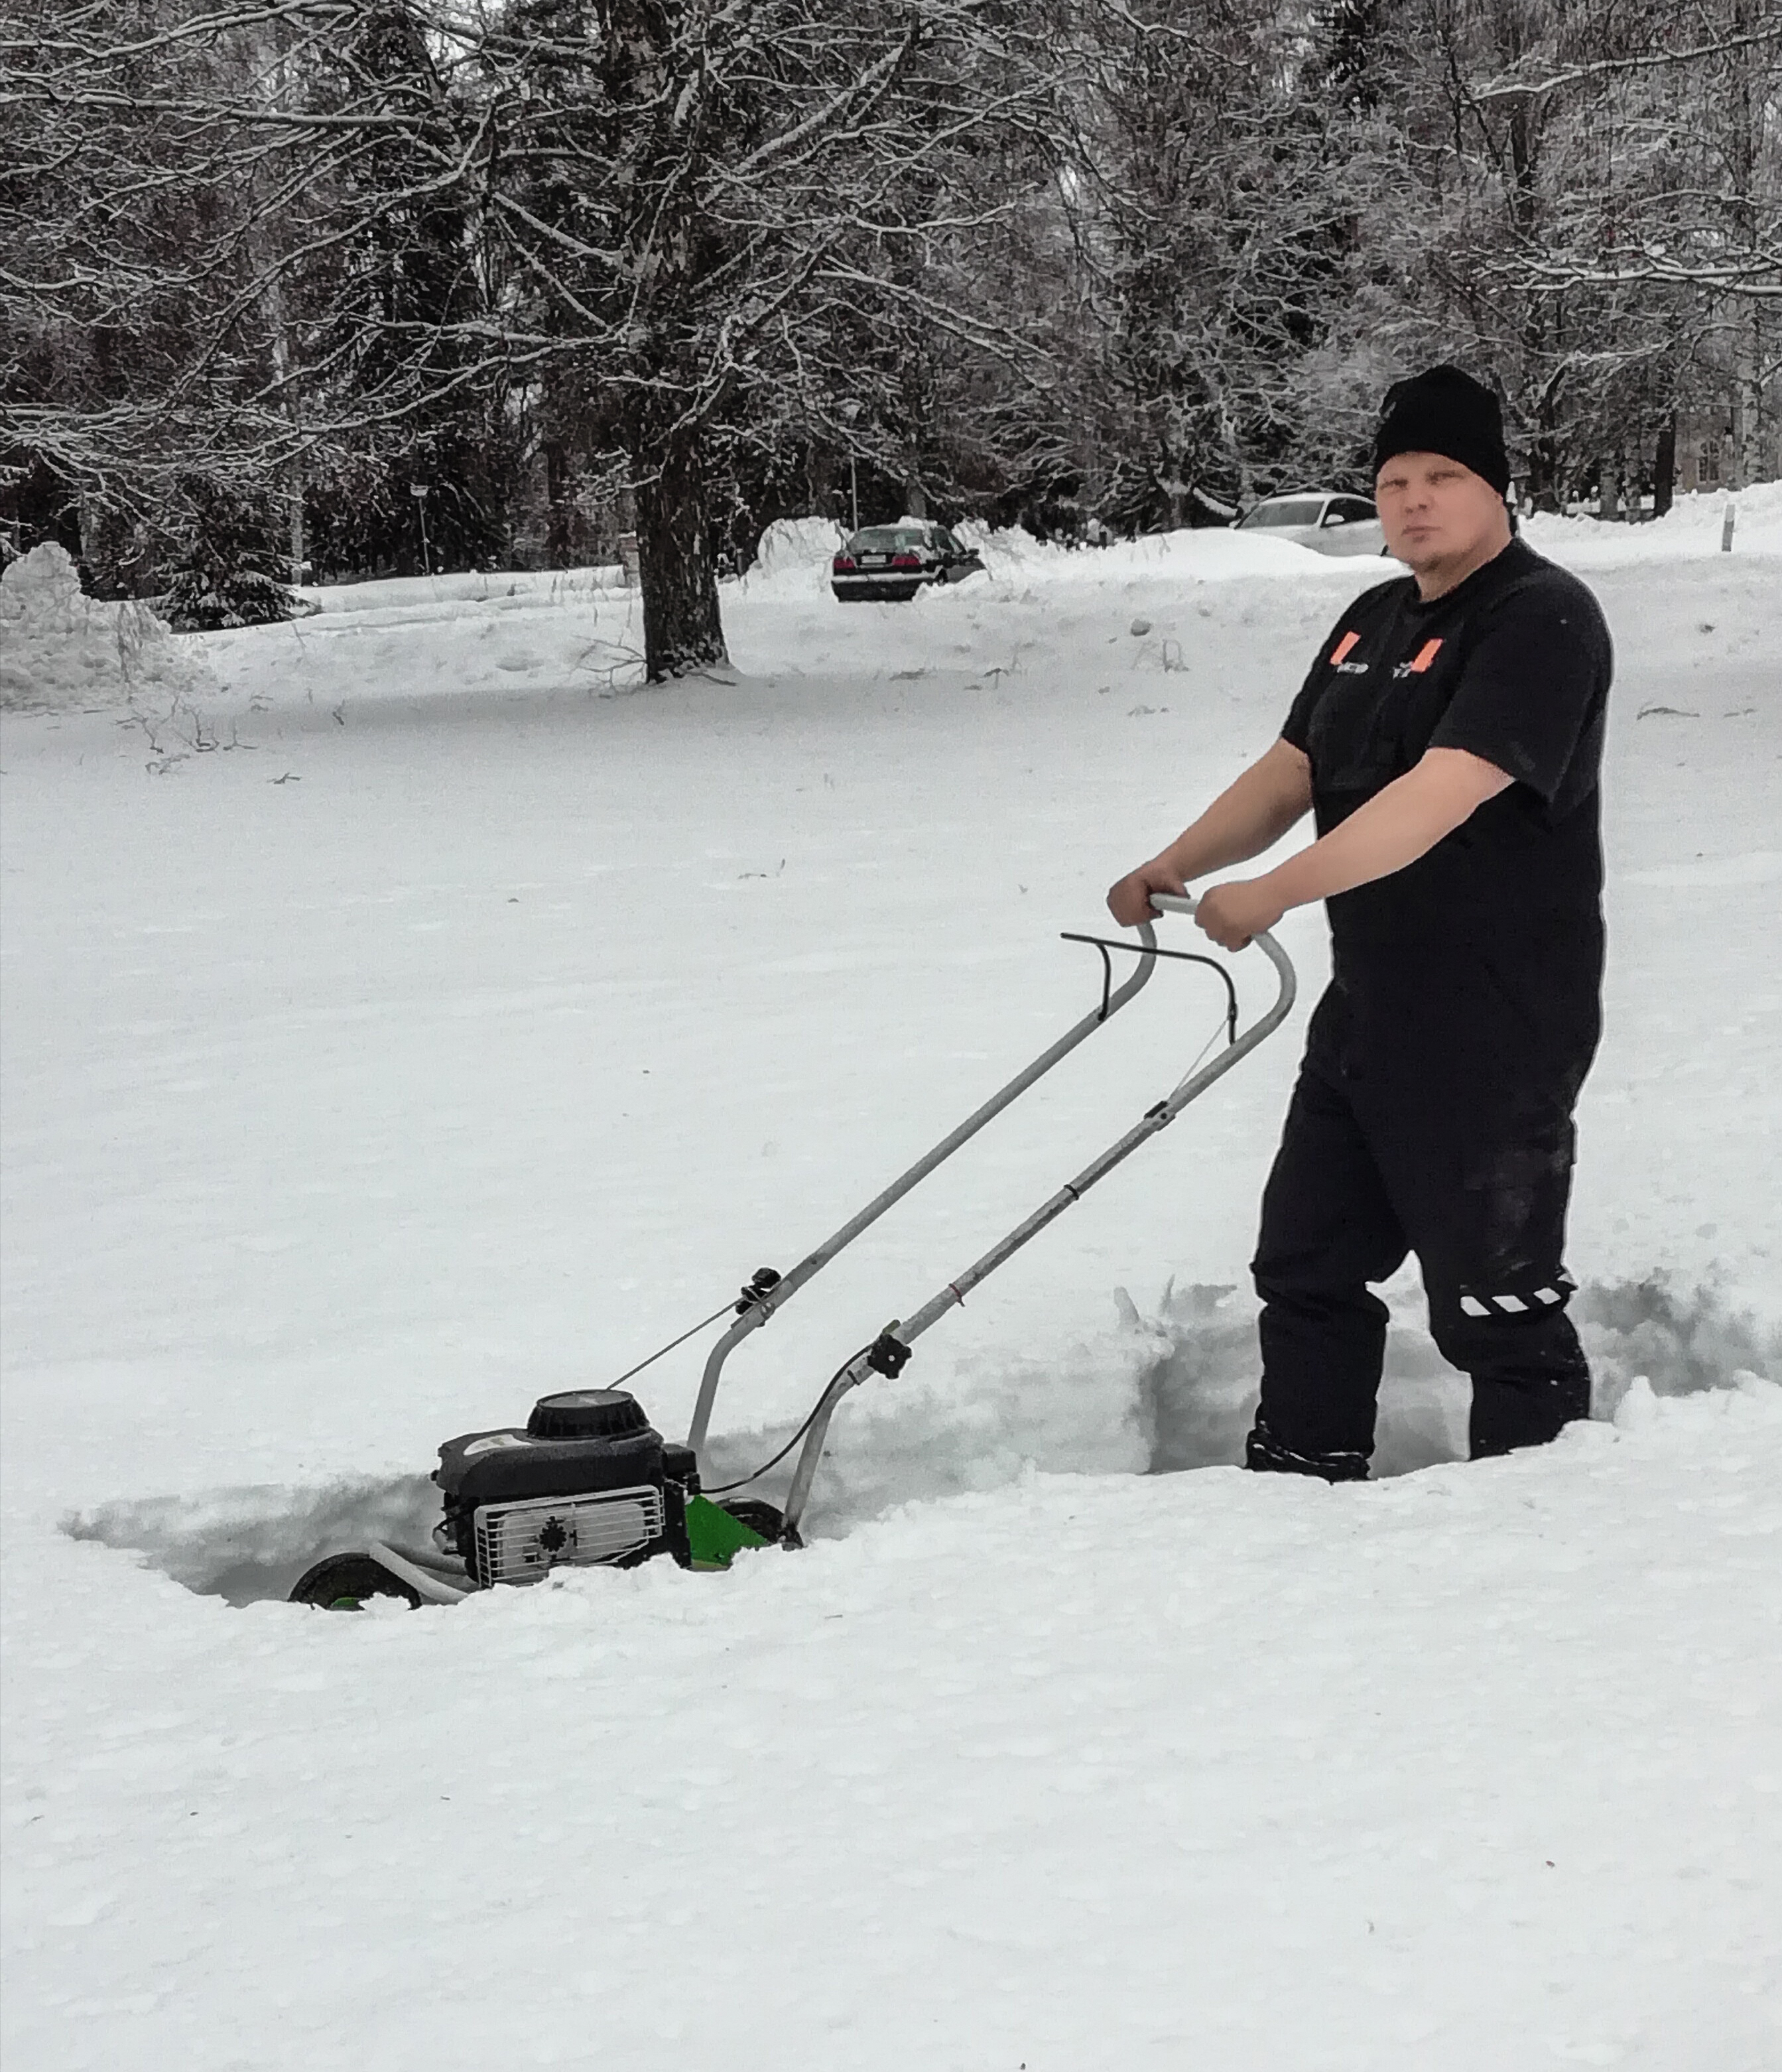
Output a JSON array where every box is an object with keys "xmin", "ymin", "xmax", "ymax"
[
  {"xmin": 736, "ymin": 514, "xmax": 847, "ymax": 600},
  {"xmin": 966, "ymin": 518, "xmax": 1336, "ymax": 588},
  {"xmin": 296, "ymin": 563, "xmax": 625, "ymax": 617},
  {"xmin": 745, "ymin": 512, "xmax": 1345, "ymax": 597},
  {"xmin": 741, "ymin": 478, "xmax": 1782, "ymax": 597},
  {"xmin": 1527, "ymin": 478, "xmax": 1782, "ymax": 566},
  {"xmin": 754, "ymin": 513, "xmax": 844, "ymax": 574},
  {"xmin": 0, "ymin": 543, "xmax": 212, "ymax": 712},
  {"xmin": 191, "ymin": 560, "xmax": 647, "ymax": 705}
]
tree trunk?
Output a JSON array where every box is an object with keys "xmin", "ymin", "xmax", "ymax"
[
  {"xmin": 1597, "ymin": 456, "xmax": 1619, "ymax": 522},
  {"xmin": 288, "ymin": 479, "xmax": 306, "ymax": 586},
  {"xmin": 634, "ymin": 431, "xmax": 727, "ymax": 683},
  {"xmin": 1653, "ymin": 417, "xmax": 1675, "ymax": 517},
  {"xmin": 544, "ymin": 439, "xmax": 574, "ymax": 569},
  {"xmin": 1525, "ymin": 413, "xmax": 1560, "ymax": 511},
  {"xmin": 77, "ymin": 493, "xmax": 134, "ymax": 597},
  {"xmin": 1734, "ymin": 308, "xmax": 1763, "ymax": 491},
  {"xmin": 12, "ymin": 456, "xmax": 81, "ymax": 560}
]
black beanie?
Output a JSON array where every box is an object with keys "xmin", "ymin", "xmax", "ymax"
[{"xmin": 1372, "ymin": 365, "xmax": 1511, "ymax": 496}]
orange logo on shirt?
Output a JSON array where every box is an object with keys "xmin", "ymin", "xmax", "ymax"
[
  {"xmin": 1330, "ymin": 631, "xmax": 1360, "ymax": 664},
  {"xmin": 1407, "ymin": 638, "xmax": 1443, "ymax": 673}
]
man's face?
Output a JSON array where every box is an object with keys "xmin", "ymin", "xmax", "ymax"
[{"xmin": 1374, "ymin": 451, "xmax": 1507, "ymax": 570}]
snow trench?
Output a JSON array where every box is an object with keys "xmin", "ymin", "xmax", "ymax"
[{"xmin": 62, "ymin": 1274, "xmax": 1779, "ymax": 1608}]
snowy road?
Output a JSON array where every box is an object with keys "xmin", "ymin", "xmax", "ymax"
[{"xmin": 3, "ymin": 499, "xmax": 1779, "ymax": 2069}]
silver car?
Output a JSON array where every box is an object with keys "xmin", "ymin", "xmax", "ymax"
[{"xmin": 1236, "ymin": 491, "xmax": 1386, "ymax": 556}]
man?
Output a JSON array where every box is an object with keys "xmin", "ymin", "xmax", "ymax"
[{"xmin": 1108, "ymin": 365, "xmax": 1612, "ymax": 1477}]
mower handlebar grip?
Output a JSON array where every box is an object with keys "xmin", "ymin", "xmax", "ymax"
[{"xmin": 1147, "ymin": 891, "xmax": 1296, "ymax": 1023}]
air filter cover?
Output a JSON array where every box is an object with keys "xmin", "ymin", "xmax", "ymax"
[{"xmin": 527, "ymin": 1388, "xmax": 650, "ymax": 1442}]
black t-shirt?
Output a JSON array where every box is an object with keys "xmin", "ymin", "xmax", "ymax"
[{"xmin": 1282, "ymin": 538, "xmax": 1612, "ymax": 1100}]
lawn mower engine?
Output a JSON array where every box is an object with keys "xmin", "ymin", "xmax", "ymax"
[
  {"xmin": 289, "ymin": 1386, "xmax": 789, "ymax": 1609},
  {"xmin": 435, "ymin": 1388, "xmax": 696, "ymax": 1586}
]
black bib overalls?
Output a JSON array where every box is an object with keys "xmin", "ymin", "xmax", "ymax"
[{"xmin": 1253, "ymin": 540, "xmax": 1612, "ymax": 1471}]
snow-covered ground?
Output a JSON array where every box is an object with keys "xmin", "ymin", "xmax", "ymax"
[{"xmin": 3, "ymin": 492, "xmax": 1779, "ymax": 2069}]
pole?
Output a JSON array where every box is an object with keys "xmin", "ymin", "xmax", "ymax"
[
  {"xmin": 289, "ymin": 486, "xmax": 306, "ymax": 588},
  {"xmin": 850, "ymin": 455, "xmax": 859, "ymax": 534},
  {"xmin": 411, "ymin": 482, "xmax": 432, "ymax": 576}
]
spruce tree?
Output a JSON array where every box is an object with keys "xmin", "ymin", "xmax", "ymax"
[{"xmin": 161, "ymin": 478, "xmax": 298, "ymax": 631}]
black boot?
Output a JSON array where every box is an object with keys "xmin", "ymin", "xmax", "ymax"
[
  {"xmin": 1469, "ymin": 1364, "xmax": 1592, "ymax": 1459},
  {"xmin": 1243, "ymin": 1415, "xmax": 1369, "ymax": 1483}
]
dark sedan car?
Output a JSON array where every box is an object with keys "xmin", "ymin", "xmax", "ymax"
[{"xmin": 831, "ymin": 523, "xmax": 986, "ymax": 602}]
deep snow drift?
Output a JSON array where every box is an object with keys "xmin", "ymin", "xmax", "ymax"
[
  {"xmin": 0, "ymin": 541, "xmax": 212, "ymax": 713},
  {"xmin": 3, "ymin": 499, "xmax": 1779, "ymax": 2071}
]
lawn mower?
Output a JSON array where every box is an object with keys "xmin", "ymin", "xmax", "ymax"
[{"xmin": 289, "ymin": 895, "xmax": 1295, "ymax": 1609}]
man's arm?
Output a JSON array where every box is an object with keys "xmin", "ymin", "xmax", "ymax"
[
  {"xmin": 1193, "ymin": 747, "xmax": 1512, "ymax": 948},
  {"xmin": 1107, "ymin": 739, "xmax": 1313, "ymax": 926}
]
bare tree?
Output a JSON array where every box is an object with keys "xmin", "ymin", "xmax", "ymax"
[
  {"xmin": 474, "ymin": 0, "xmax": 1056, "ymax": 675},
  {"xmin": 2, "ymin": 1, "xmax": 1056, "ymax": 673},
  {"xmin": 3, "ymin": 0, "xmax": 1771, "ymax": 615},
  {"xmin": 1388, "ymin": 0, "xmax": 1779, "ymax": 503},
  {"xmin": 1043, "ymin": 0, "xmax": 1406, "ymax": 524}
]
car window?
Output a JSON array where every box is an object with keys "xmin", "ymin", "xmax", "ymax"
[
  {"xmin": 849, "ymin": 527, "xmax": 932, "ymax": 552},
  {"xmin": 1240, "ymin": 498, "xmax": 1325, "ymax": 529},
  {"xmin": 1336, "ymin": 497, "xmax": 1377, "ymax": 522}
]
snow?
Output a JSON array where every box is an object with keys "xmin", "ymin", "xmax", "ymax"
[
  {"xmin": 964, "ymin": 517, "xmax": 1339, "ymax": 586},
  {"xmin": 0, "ymin": 542, "xmax": 213, "ymax": 713},
  {"xmin": 752, "ymin": 513, "xmax": 845, "ymax": 586},
  {"xmin": 1523, "ymin": 480, "xmax": 1782, "ymax": 565},
  {"xmin": 3, "ymin": 497, "xmax": 1780, "ymax": 2069},
  {"xmin": 296, "ymin": 561, "xmax": 627, "ymax": 617},
  {"xmin": 17, "ymin": 1388, "xmax": 1782, "ymax": 2072}
]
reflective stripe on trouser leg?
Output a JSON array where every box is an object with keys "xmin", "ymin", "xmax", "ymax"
[
  {"xmin": 1432, "ymin": 1268, "xmax": 1590, "ymax": 1458},
  {"xmin": 1455, "ymin": 1265, "xmax": 1577, "ymax": 1322}
]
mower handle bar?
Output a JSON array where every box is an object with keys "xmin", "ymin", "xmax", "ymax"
[
  {"xmin": 686, "ymin": 915, "xmax": 1157, "ymax": 1452},
  {"xmin": 686, "ymin": 900, "xmax": 1295, "ymax": 1475},
  {"xmin": 774, "ymin": 901, "xmax": 1295, "ymax": 1529}
]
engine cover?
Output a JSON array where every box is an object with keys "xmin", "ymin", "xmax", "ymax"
[
  {"xmin": 435, "ymin": 1389, "xmax": 690, "ymax": 1586},
  {"xmin": 472, "ymin": 1484, "xmax": 666, "ymax": 1588}
]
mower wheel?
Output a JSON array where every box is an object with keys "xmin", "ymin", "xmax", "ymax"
[
  {"xmin": 289, "ymin": 1552, "xmax": 423, "ymax": 1610},
  {"xmin": 718, "ymin": 1500, "xmax": 802, "ymax": 1551}
]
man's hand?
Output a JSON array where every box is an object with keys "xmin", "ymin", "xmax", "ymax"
[
  {"xmin": 1107, "ymin": 857, "xmax": 1188, "ymax": 927},
  {"xmin": 1194, "ymin": 878, "xmax": 1286, "ymax": 950},
  {"xmin": 1105, "ymin": 742, "xmax": 1312, "ymax": 931}
]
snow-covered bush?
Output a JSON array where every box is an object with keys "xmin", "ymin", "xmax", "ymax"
[
  {"xmin": 161, "ymin": 478, "xmax": 297, "ymax": 631},
  {"xmin": 0, "ymin": 542, "xmax": 213, "ymax": 712}
]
